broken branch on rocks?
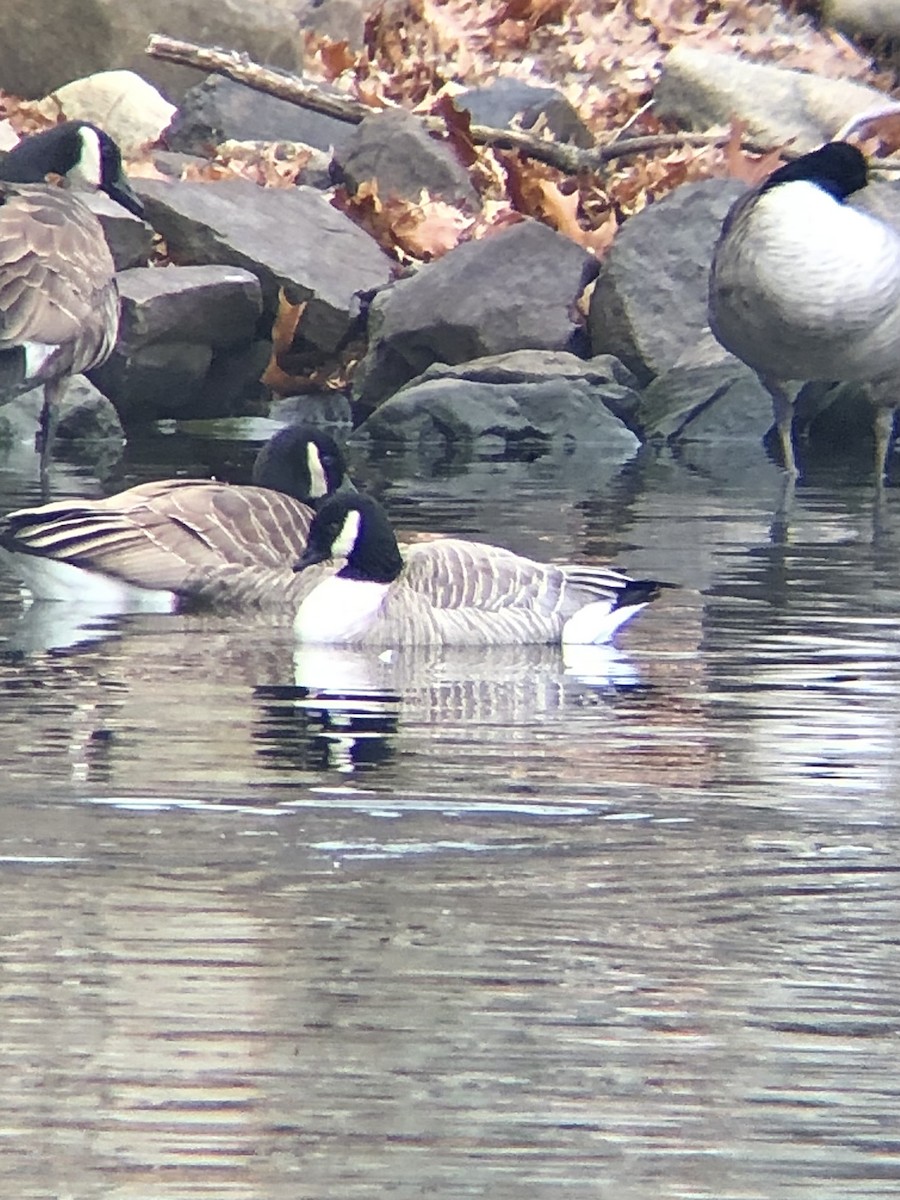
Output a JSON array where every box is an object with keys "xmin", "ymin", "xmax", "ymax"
[{"xmin": 146, "ymin": 34, "xmax": 787, "ymax": 174}]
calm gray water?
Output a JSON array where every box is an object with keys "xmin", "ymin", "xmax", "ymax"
[{"xmin": 1, "ymin": 427, "xmax": 899, "ymax": 1199}]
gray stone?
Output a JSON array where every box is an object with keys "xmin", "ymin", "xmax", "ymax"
[
  {"xmin": 457, "ymin": 78, "xmax": 594, "ymax": 148},
  {"xmin": 824, "ymin": 0, "xmax": 900, "ymax": 41},
  {"xmin": 194, "ymin": 340, "xmax": 273, "ymax": 418},
  {"xmin": 589, "ymin": 178, "xmax": 745, "ymax": 384},
  {"xmin": 0, "ymin": 376, "xmax": 123, "ymax": 446},
  {"xmin": 656, "ymin": 44, "xmax": 888, "ymax": 151},
  {"xmin": 332, "ymin": 109, "xmax": 481, "ymax": 208},
  {"xmin": 638, "ymin": 360, "xmax": 775, "ymax": 443},
  {"xmin": 87, "ymin": 266, "xmax": 266, "ymax": 424},
  {"xmin": 34, "ymin": 70, "xmax": 175, "ymax": 154},
  {"xmin": 0, "ymin": 0, "xmax": 304, "ymax": 103},
  {"xmin": 165, "ymin": 75, "xmax": 353, "ymax": 157},
  {"xmin": 270, "ymin": 391, "xmax": 354, "ymax": 430},
  {"xmin": 136, "ymin": 178, "xmax": 394, "ymax": 355},
  {"xmin": 296, "ymin": 0, "xmax": 371, "ymax": 48},
  {"xmin": 114, "ymin": 265, "xmax": 263, "ymax": 351},
  {"xmin": 94, "ymin": 342, "xmax": 214, "ymax": 423},
  {"xmin": 352, "ymin": 349, "xmax": 640, "ymax": 456},
  {"xmin": 81, "ymin": 191, "xmax": 153, "ymax": 269},
  {"xmin": 354, "ymin": 219, "xmax": 596, "ymax": 409}
]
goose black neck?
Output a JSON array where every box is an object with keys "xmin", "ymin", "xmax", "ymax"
[{"xmin": 760, "ymin": 142, "xmax": 868, "ymax": 203}]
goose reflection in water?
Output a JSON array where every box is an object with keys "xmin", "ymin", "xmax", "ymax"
[
  {"xmin": 0, "ymin": 603, "xmax": 658, "ymax": 798},
  {"xmin": 254, "ymin": 642, "xmax": 647, "ymax": 778}
]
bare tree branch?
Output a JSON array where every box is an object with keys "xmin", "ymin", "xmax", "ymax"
[{"xmin": 146, "ymin": 35, "xmax": 900, "ymax": 176}]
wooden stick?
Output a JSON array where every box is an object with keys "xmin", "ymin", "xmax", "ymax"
[{"xmin": 146, "ymin": 35, "xmax": 900, "ymax": 175}]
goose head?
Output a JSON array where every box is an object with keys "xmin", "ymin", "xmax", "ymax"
[
  {"xmin": 0, "ymin": 121, "xmax": 143, "ymax": 217},
  {"xmin": 251, "ymin": 426, "xmax": 355, "ymax": 507},
  {"xmin": 756, "ymin": 140, "xmax": 868, "ymax": 204},
  {"xmin": 294, "ymin": 494, "xmax": 404, "ymax": 583}
]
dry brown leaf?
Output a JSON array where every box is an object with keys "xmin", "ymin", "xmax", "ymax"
[
  {"xmin": 261, "ymin": 291, "xmax": 308, "ymax": 393},
  {"xmin": 537, "ymin": 179, "xmax": 581, "ymax": 239}
]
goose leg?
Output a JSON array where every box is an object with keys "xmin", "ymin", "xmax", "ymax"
[
  {"xmin": 36, "ymin": 377, "xmax": 65, "ymax": 494},
  {"xmin": 763, "ymin": 376, "xmax": 799, "ymax": 479},
  {"xmin": 872, "ymin": 401, "xmax": 895, "ymax": 488}
]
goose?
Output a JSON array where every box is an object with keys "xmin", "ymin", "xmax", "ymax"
[
  {"xmin": 708, "ymin": 125, "xmax": 900, "ymax": 483},
  {"xmin": 0, "ymin": 121, "xmax": 144, "ymax": 474},
  {"xmin": 0, "ymin": 425, "xmax": 354, "ymax": 612},
  {"xmin": 292, "ymin": 492, "xmax": 669, "ymax": 646}
]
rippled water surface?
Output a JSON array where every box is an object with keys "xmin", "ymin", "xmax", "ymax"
[{"xmin": 2, "ymin": 430, "xmax": 900, "ymax": 1199}]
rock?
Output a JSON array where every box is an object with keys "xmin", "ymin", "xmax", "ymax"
[
  {"xmin": 91, "ymin": 265, "xmax": 265, "ymax": 422},
  {"xmin": 589, "ymin": 178, "xmax": 745, "ymax": 384},
  {"xmin": 0, "ymin": 0, "xmax": 304, "ymax": 103},
  {"xmin": 655, "ymin": 45, "xmax": 888, "ymax": 151},
  {"xmin": 354, "ymin": 219, "xmax": 596, "ymax": 410},
  {"xmin": 456, "ymin": 78, "xmax": 594, "ymax": 148},
  {"xmin": 352, "ymin": 349, "xmax": 641, "ymax": 455},
  {"xmin": 165, "ymin": 75, "xmax": 353, "ymax": 157},
  {"xmin": 637, "ymin": 359, "xmax": 774, "ymax": 443},
  {"xmin": 136, "ymin": 178, "xmax": 395, "ymax": 357},
  {"xmin": 96, "ymin": 342, "xmax": 214, "ymax": 423},
  {"xmin": 332, "ymin": 109, "xmax": 481, "ymax": 208},
  {"xmin": 81, "ymin": 192, "xmax": 154, "ymax": 270},
  {"xmin": 269, "ymin": 391, "xmax": 354, "ymax": 430},
  {"xmin": 296, "ymin": 0, "xmax": 372, "ymax": 48},
  {"xmin": 116, "ymin": 265, "xmax": 263, "ymax": 349},
  {"xmin": 0, "ymin": 376, "xmax": 124, "ymax": 446},
  {"xmin": 823, "ymin": 0, "xmax": 900, "ymax": 41},
  {"xmin": 32, "ymin": 71, "xmax": 175, "ymax": 154}
]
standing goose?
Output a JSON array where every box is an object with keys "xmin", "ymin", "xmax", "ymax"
[
  {"xmin": 0, "ymin": 121, "xmax": 143, "ymax": 473},
  {"xmin": 0, "ymin": 425, "xmax": 354, "ymax": 611},
  {"xmin": 292, "ymin": 493, "xmax": 668, "ymax": 646},
  {"xmin": 708, "ymin": 136, "xmax": 900, "ymax": 482}
]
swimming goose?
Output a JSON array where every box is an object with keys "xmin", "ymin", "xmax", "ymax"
[
  {"xmin": 292, "ymin": 492, "xmax": 668, "ymax": 645},
  {"xmin": 0, "ymin": 121, "xmax": 143, "ymax": 473},
  {"xmin": 0, "ymin": 425, "xmax": 354, "ymax": 611},
  {"xmin": 708, "ymin": 138, "xmax": 900, "ymax": 481}
]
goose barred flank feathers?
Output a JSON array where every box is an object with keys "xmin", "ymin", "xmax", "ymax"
[
  {"xmin": 292, "ymin": 493, "xmax": 672, "ymax": 646},
  {"xmin": 0, "ymin": 425, "xmax": 354, "ymax": 610},
  {"xmin": 0, "ymin": 122, "xmax": 143, "ymax": 478}
]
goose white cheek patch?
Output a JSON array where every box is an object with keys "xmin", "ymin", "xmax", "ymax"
[
  {"xmin": 306, "ymin": 444, "xmax": 328, "ymax": 500},
  {"xmin": 68, "ymin": 126, "xmax": 102, "ymax": 190}
]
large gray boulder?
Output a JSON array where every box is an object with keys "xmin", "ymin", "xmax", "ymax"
[
  {"xmin": 589, "ymin": 178, "xmax": 744, "ymax": 384},
  {"xmin": 165, "ymin": 75, "xmax": 353, "ymax": 157},
  {"xmin": 0, "ymin": 0, "xmax": 304, "ymax": 103},
  {"xmin": 92, "ymin": 265, "xmax": 265, "ymax": 422},
  {"xmin": 655, "ymin": 45, "xmax": 888, "ymax": 151},
  {"xmin": 136, "ymin": 178, "xmax": 395, "ymax": 357},
  {"xmin": 354, "ymin": 219, "xmax": 596, "ymax": 410},
  {"xmin": 823, "ymin": 0, "xmax": 900, "ymax": 41},
  {"xmin": 352, "ymin": 350, "xmax": 641, "ymax": 456}
]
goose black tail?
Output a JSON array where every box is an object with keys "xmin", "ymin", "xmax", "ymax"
[{"xmin": 613, "ymin": 579, "xmax": 676, "ymax": 611}]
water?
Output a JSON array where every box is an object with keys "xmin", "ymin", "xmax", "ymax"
[{"xmin": 1, "ymin": 428, "xmax": 900, "ymax": 1199}]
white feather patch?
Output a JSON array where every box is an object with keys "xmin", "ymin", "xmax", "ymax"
[
  {"xmin": 2, "ymin": 552, "xmax": 177, "ymax": 612},
  {"xmin": 23, "ymin": 342, "xmax": 60, "ymax": 381},
  {"xmin": 69, "ymin": 125, "xmax": 103, "ymax": 190},
  {"xmin": 306, "ymin": 443, "xmax": 328, "ymax": 500},
  {"xmin": 331, "ymin": 510, "xmax": 361, "ymax": 559},
  {"xmin": 562, "ymin": 600, "xmax": 647, "ymax": 646},
  {"xmin": 294, "ymin": 574, "xmax": 388, "ymax": 643}
]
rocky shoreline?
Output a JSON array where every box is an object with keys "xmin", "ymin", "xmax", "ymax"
[{"xmin": 1, "ymin": 1, "xmax": 897, "ymax": 472}]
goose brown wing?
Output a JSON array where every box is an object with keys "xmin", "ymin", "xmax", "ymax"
[
  {"xmin": 0, "ymin": 185, "xmax": 117, "ymax": 368},
  {"xmin": 1, "ymin": 482, "xmax": 316, "ymax": 594}
]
